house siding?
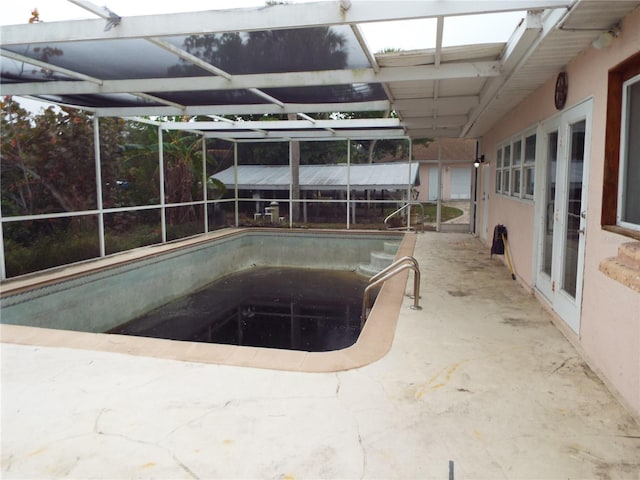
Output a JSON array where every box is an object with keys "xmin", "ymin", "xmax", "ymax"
[{"xmin": 479, "ymin": 6, "xmax": 640, "ymax": 417}]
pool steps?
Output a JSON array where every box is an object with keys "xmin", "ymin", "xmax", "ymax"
[{"xmin": 356, "ymin": 241, "xmax": 401, "ymax": 277}]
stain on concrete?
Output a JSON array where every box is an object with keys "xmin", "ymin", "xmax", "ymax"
[
  {"xmin": 502, "ymin": 317, "xmax": 536, "ymax": 328},
  {"xmin": 448, "ymin": 290, "xmax": 468, "ymax": 297}
]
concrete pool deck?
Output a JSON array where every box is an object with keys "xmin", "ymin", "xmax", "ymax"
[{"xmin": 2, "ymin": 231, "xmax": 639, "ymax": 479}]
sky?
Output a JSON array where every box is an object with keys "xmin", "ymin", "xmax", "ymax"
[{"xmin": 0, "ymin": 0, "xmax": 526, "ymax": 52}]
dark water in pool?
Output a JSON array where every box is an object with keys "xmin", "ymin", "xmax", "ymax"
[{"xmin": 109, "ymin": 267, "xmax": 373, "ymax": 352}]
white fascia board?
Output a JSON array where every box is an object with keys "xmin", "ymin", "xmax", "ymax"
[
  {"xmin": 161, "ymin": 118, "xmax": 401, "ymax": 131},
  {"xmin": 93, "ymin": 101, "xmax": 392, "ymax": 117},
  {"xmin": 0, "ymin": 1, "xmax": 572, "ymax": 45},
  {"xmin": 2, "ymin": 62, "xmax": 500, "ymax": 97}
]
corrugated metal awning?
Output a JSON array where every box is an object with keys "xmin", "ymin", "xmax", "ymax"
[{"xmin": 211, "ymin": 162, "xmax": 420, "ymax": 191}]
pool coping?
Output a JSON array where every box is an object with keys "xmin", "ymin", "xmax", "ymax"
[{"xmin": 0, "ymin": 228, "xmax": 416, "ymax": 372}]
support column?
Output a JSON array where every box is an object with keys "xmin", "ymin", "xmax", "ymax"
[
  {"xmin": 0, "ymin": 200, "xmax": 5, "ymax": 280},
  {"xmin": 347, "ymin": 140, "xmax": 351, "ymax": 229},
  {"xmin": 234, "ymin": 142, "xmax": 239, "ymax": 227},
  {"xmin": 94, "ymin": 117, "xmax": 105, "ymax": 257},
  {"xmin": 436, "ymin": 138, "xmax": 442, "ymax": 232},
  {"xmin": 159, "ymin": 127, "xmax": 167, "ymax": 242},
  {"xmin": 407, "ymin": 137, "xmax": 413, "ymax": 230},
  {"xmin": 202, "ymin": 135, "xmax": 208, "ymax": 233}
]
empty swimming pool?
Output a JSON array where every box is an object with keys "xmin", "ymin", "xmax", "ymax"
[
  {"xmin": 0, "ymin": 228, "xmax": 415, "ymax": 371},
  {"xmin": 109, "ymin": 267, "xmax": 372, "ymax": 352}
]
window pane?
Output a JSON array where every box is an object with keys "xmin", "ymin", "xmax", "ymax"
[
  {"xmin": 496, "ymin": 170, "xmax": 502, "ymax": 193},
  {"xmin": 513, "ymin": 140, "xmax": 522, "ymax": 165},
  {"xmin": 525, "ymin": 134, "xmax": 536, "ymax": 164},
  {"xmin": 621, "ymin": 78, "xmax": 640, "ymax": 226},
  {"xmin": 513, "ymin": 169, "xmax": 521, "ymax": 196},
  {"xmin": 525, "ymin": 167, "xmax": 535, "ymax": 196},
  {"xmin": 543, "ymin": 131, "xmax": 558, "ymax": 277},
  {"xmin": 496, "ymin": 148, "xmax": 503, "ymax": 168},
  {"xmin": 504, "ymin": 144, "xmax": 511, "ymax": 167},
  {"xmin": 503, "ymin": 170, "xmax": 511, "ymax": 194},
  {"xmin": 563, "ymin": 120, "xmax": 586, "ymax": 298}
]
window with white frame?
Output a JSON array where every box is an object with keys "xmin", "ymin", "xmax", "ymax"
[
  {"xmin": 512, "ymin": 139, "xmax": 522, "ymax": 196},
  {"xmin": 524, "ymin": 133, "xmax": 536, "ymax": 198},
  {"xmin": 502, "ymin": 144, "xmax": 511, "ymax": 195},
  {"xmin": 496, "ymin": 147, "xmax": 503, "ymax": 194},
  {"xmin": 496, "ymin": 130, "xmax": 537, "ymax": 200},
  {"xmin": 603, "ymin": 51, "xmax": 640, "ymax": 238},
  {"xmin": 618, "ymin": 73, "xmax": 640, "ymax": 229}
]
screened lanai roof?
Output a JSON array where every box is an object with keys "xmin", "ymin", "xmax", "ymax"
[
  {"xmin": 1, "ymin": 0, "xmax": 638, "ymax": 140},
  {"xmin": 212, "ymin": 162, "xmax": 420, "ymax": 191}
]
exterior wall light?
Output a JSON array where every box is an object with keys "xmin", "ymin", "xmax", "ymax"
[
  {"xmin": 474, "ymin": 155, "xmax": 485, "ymax": 168},
  {"xmin": 592, "ymin": 26, "xmax": 621, "ymax": 49}
]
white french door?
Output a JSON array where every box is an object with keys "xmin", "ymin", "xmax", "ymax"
[
  {"xmin": 535, "ymin": 100, "xmax": 592, "ymax": 334},
  {"xmin": 481, "ymin": 165, "xmax": 491, "ymax": 242}
]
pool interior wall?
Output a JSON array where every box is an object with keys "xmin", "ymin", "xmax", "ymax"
[{"xmin": 0, "ymin": 229, "xmax": 402, "ymax": 336}]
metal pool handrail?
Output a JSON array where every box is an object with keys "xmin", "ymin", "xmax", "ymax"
[
  {"xmin": 361, "ymin": 256, "xmax": 422, "ymax": 326},
  {"xmin": 383, "ymin": 202, "xmax": 425, "ymax": 233}
]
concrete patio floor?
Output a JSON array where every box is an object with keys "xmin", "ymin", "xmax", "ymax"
[{"xmin": 2, "ymin": 232, "xmax": 639, "ymax": 479}]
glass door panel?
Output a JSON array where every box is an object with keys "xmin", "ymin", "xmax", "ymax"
[
  {"xmin": 542, "ymin": 131, "xmax": 558, "ymax": 277},
  {"xmin": 562, "ymin": 120, "xmax": 585, "ymax": 298}
]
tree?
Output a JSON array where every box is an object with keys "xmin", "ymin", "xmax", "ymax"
[{"xmin": 0, "ymin": 96, "xmax": 107, "ymax": 216}]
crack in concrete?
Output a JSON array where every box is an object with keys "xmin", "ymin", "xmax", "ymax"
[
  {"xmin": 550, "ymin": 357, "xmax": 574, "ymax": 375},
  {"xmin": 173, "ymin": 453, "xmax": 200, "ymax": 479}
]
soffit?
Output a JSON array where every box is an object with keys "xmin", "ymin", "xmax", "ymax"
[{"xmin": 465, "ymin": 0, "xmax": 640, "ymax": 138}]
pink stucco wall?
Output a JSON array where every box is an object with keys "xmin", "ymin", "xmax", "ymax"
[{"xmin": 479, "ymin": 6, "xmax": 640, "ymax": 416}]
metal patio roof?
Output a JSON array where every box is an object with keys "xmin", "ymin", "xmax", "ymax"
[
  {"xmin": 1, "ymin": 0, "xmax": 638, "ymax": 141},
  {"xmin": 212, "ymin": 162, "xmax": 420, "ymax": 191}
]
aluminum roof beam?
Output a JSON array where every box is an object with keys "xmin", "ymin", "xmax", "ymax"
[
  {"xmin": 202, "ymin": 129, "xmax": 407, "ymax": 141},
  {"xmin": 202, "ymin": 128, "xmax": 408, "ymax": 142},
  {"xmin": 161, "ymin": 118, "xmax": 400, "ymax": 131},
  {"xmin": 2, "ymin": 62, "xmax": 501, "ymax": 97},
  {"xmin": 461, "ymin": 8, "xmax": 565, "ymax": 137},
  {"xmin": 91, "ymin": 100, "xmax": 392, "ymax": 118},
  {"xmin": 1, "ymin": 1, "xmax": 573, "ymax": 45}
]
